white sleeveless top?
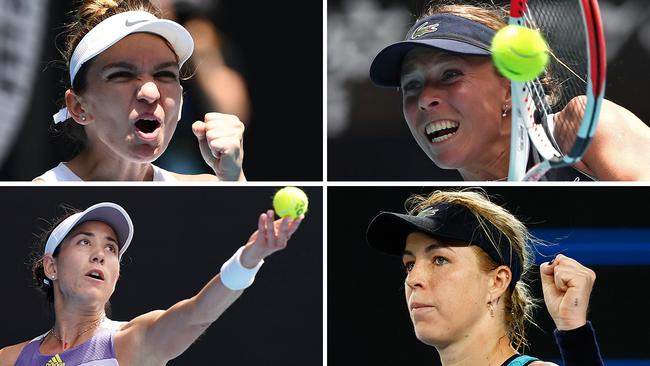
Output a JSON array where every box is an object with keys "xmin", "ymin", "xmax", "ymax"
[{"xmin": 34, "ymin": 162, "xmax": 176, "ymax": 182}]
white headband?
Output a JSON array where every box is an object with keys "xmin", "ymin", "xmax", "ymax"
[{"xmin": 53, "ymin": 10, "xmax": 194, "ymax": 124}]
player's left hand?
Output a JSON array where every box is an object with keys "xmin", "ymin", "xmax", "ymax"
[
  {"xmin": 239, "ymin": 210, "xmax": 303, "ymax": 268},
  {"xmin": 540, "ymin": 254, "xmax": 596, "ymax": 330},
  {"xmin": 192, "ymin": 112, "xmax": 246, "ymax": 181}
]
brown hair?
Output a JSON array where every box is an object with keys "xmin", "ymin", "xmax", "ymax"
[
  {"xmin": 405, "ymin": 188, "xmax": 539, "ymax": 351},
  {"xmin": 55, "ymin": 0, "xmax": 164, "ymax": 145},
  {"xmin": 30, "ymin": 205, "xmax": 112, "ymax": 315},
  {"xmin": 63, "ymin": 0, "xmax": 164, "ymax": 92}
]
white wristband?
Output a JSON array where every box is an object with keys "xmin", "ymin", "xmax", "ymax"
[{"xmin": 220, "ymin": 246, "xmax": 264, "ymax": 290}]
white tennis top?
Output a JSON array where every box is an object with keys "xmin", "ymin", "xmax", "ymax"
[{"xmin": 34, "ymin": 162, "xmax": 176, "ymax": 182}]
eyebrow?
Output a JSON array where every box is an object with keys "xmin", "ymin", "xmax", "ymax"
[
  {"xmin": 71, "ymin": 231, "xmax": 118, "ymax": 244},
  {"xmin": 101, "ymin": 61, "xmax": 179, "ymax": 72},
  {"xmin": 402, "ymin": 242, "xmax": 453, "ymax": 257},
  {"xmin": 401, "ymin": 54, "xmax": 465, "ymax": 76}
]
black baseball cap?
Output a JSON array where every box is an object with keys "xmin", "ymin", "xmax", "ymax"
[
  {"xmin": 366, "ymin": 202, "xmax": 522, "ymax": 287},
  {"xmin": 370, "ymin": 13, "xmax": 496, "ymax": 88}
]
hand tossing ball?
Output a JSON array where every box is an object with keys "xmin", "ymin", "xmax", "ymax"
[
  {"xmin": 273, "ymin": 187, "xmax": 308, "ymax": 219},
  {"xmin": 491, "ymin": 25, "xmax": 549, "ymax": 82}
]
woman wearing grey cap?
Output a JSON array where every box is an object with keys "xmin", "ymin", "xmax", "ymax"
[
  {"xmin": 33, "ymin": 0, "xmax": 245, "ymax": 182},
  {"xmin": 366, "ymin": 190, "xmax": 602, "ymax": 366},
  {"xmin": 0, "ymin": 202, "xmax": 303, "ymax": 365},
  {"xmin": 369, "ymin": 3, "xmax": 650, "ymax": 181}
]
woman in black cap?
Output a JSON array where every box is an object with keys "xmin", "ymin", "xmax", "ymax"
[
  {"xmin": 366, "ymin": 189, "xmax": 602, "ymax": 366},
  {"xmin": 369, "ymin": 3, "xmax": 650, "ymax": 181}
]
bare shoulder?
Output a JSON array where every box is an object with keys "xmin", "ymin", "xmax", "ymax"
[
  {"xmin": 32, "ymin": 178, "xmax": 46, "ymax": 183},
  {"xmin": 117, "ymin": 310, "xmax": 165, "ymax": 335},
  {"xmin": 172, "ymin": 172, "xmax": 218, "ymax": 182},
  {"xmin": 0, "ymin": 340, "xmax": 30, "ymax": 366},
  {"xmin": 530, "ymin": 361, "xmax": 559, "ymax": 366},
  {"xmin": 114, "ymin": 310, "xmax": 165, "ymax": 364},
  {"xmin": 599, "ymin": 98, "xmax": 648, "ymax": 128},
  {"xmin": 557, "ymin": 96, "xmax": 647, "ymax": 128}
]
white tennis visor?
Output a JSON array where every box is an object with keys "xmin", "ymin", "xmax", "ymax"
[
  {"xmin": 53, "ymin": 10, "xmax": 194, "ymax": 124},
  {"xmin": 44, "ymin": 202, "xmax": 134, "ymax": 260}
]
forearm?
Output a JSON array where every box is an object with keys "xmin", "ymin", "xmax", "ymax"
[
  {"xmin": 178, "ymin": 244, "xmax": 263, "ymax": 325},
  {"xmin": 554, "ymin": 321, "xmax": 604, "ymax": 366},
  {"xmin": 186, "ymin": 274, "xmax": 244, "ymax": 325},
  {"xmin": 141, "ymin": 247, "xmax": 263, "ymax": 361}
]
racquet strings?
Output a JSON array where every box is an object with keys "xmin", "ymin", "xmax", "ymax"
[{"xmin": 521, "ymin": 0, "xmax": 589, "ymax": 157}]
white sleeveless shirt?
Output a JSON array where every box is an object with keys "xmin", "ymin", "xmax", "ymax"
[{"xmin": 34, "ymin": 162, "xmax": 176, "ymax": 182}]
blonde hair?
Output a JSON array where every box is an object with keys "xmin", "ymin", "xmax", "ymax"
[
  {"xmin": 420, "ymin": 2, "xmax": 508, "ymax": 31},
  {"xmin": 406, "ymin": 188, "xmax": 538, "ymax": 351}
]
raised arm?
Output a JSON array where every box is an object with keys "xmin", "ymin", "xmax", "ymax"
[
  {"xmin": 557, "ymin": 97, "xmax": 650, "ymax": 180},
  {"xmin": 540, "ymin": 254, "xmax": 604, "ymax": 366},
  {"xmin": 116, "ymin": 210, "xmax": 302, "ymax": 364}
]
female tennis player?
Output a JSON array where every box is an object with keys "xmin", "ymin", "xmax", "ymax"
[
  {"xmin": 370, "ymin": 3, "xmax": 650, "ymax": 181},
  {"xmin": 0, "ymin": 202, "xmax": 302, "ymax": 365},
  {"xmin": 366, "ymin": 190, "xmax": 602, "ymax": 365},
  {"xmin": 33, "ymin": 0, "xmax": 245, "ymax": 181}
]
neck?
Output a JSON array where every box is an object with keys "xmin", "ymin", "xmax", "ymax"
[
  {"xmin": 49, "ymin": 310, "xmax": 105, "ymax": 351},
  {"xmin": 67, "ymin": 147, "xmax": 154, "ymax": 181},
  {"xmin": 46, "ymin": 290, "xmax": 107, "ymax": 351},
  {"xmin": 436, "ymin": 318, "xmax": 516, "ymax": 366},
  {"xmin": 458, "ymin": 144, "xmax": 510, "ymax": 181},
  {"xmin": 457, "ymin": 119, "xmax": 511, "ymax": 181}
]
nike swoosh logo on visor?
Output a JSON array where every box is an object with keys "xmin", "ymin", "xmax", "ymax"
[{"xmin": 125, "ymin": 19, "xmax": 148, "ymax": 27}]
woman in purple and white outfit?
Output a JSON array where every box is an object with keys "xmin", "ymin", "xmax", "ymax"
[{"xmin": 0, "ymin": 202, "xmax": 302, "ymax": 365}]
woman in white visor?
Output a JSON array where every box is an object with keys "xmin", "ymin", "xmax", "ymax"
[
  {"xmin": 0, "ymin": 202, "xmax": 302, "ymax": 365},
  {"xmin": 34, "ymin": 0, "xmax": 245, "ymax": 181}
]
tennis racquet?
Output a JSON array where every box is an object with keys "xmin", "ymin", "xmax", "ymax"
[{"xmin": 507, "ymin": 0, "xmax": 606, "ymax": 181}]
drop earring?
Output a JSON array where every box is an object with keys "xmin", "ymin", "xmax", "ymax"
[
  {"xmin": 502, "ymin": 105, "xmax": 509, "ymax": 117},
  {"xmin": 487, "ymin": 300, "xmax": 495, "ymax": 317}
]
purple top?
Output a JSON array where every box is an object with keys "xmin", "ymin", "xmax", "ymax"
[{"xmin": 14, "ymin": 319, "xmax": 122, "ymax": 366}]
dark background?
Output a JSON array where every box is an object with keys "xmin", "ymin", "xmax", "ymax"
[
  {"xmin": 0, "ymin": 0, "xmax": 322, "ymax": 181},
  {"xmin": 328, "ymin": 186, "xmax": 650, "ymax": 364},
  {"xmin": 327, "ymin": 0, "xmax": 650, "ymax": 180},
  {"xmin": 0, "ymin": 186, "xmax": 322, "ymax": 365}
]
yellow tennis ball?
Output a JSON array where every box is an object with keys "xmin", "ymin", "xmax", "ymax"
[
  {"xmin": 491, "ymin": 25, "xmax": 549, "ymax": 82},
  {"xmin": 273, "ymin": 187, "xmax": 308, "ymax": 219}
]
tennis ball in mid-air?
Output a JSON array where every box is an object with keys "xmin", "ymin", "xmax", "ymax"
[
  {"xmin": 273, "ymin": 187, "xmax": 308, "ymax": 219},
  {"xmin": 491, "ymin": 25, "xmax": 549, "ymax": 82}
]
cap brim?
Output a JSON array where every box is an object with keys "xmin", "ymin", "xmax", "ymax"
[
  {"xmin": 45, "ymin": 202, "xmax": 134, "ymax": 259},
  {"xmin": 78, "ymin": 203, "xmax": 134, "ymax": 258},
  {"xmin": 369, "ymin": 39, "xmax": 491, "ymax": 88},
  {"xmin": 366, "ymin": 212, "xmax": 442, "ymax": 256}
]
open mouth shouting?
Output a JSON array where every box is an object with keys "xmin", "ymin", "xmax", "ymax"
[
  {"xmin": 134, "ymin": 115, "xmax": 162, "ymax": 140},
  {"xmin": 425, "ymin": 120, "xmax": 459, "ymax": 143}
]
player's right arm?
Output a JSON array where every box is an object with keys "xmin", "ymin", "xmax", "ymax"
[
  {"xmin": 114, "ymin": 211, "xmax": 302, "ymax": 364},
  {"xmin": 0, "ymin": 341, "xmax": 29, "ymax": 366},
  {"xmin": 560, "ymin": 98, "xmax": 650, "ymax": 180}
]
